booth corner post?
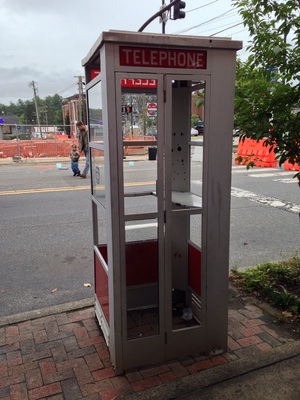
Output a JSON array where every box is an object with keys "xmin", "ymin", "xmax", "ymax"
[{"xmin": 82, "ymin": 30, "xmax": 242, "ymax": 373}]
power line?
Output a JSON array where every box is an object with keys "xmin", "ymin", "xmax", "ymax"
[
  {"xmin": 57, "ymin": 82, "xmax": 77, "ymax": 95},
  {"xmin": 196, "ymin": 23, "xmax": 247, "ymax": 37},
  {"xmin": 210, "ymin": 22, "xmax": 243, "ymax": 36},
  {"xmin": 174, "ymin": 8, "xmax": 237, "ymax": 34},
  {"xmin": 186, "ymin": 0, "xmax": 219, "ymax": 14},
  {"xmin": 197, "ymin": 19, "xmax": 242, "ymax": 34}
]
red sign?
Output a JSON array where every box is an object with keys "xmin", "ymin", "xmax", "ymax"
[
  {"xmin": 90, "ymin": 69, "xmax": 157, "ymax": 88},
  {"xmin": 90, "ymin": 68, "xmax": 100, "ymax": 80},
  {"xmin": 121, "ymin": 79, "xmax": 157, "ymax": 88},
  {"xmin": 119, "ymin": 46, "xmax": 207, "ymax": 69},
  {"xmin": 147, "ymin": 103, "xmax": 157, "ymax": 116}
]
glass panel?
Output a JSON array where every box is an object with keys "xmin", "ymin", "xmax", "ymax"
[
  {"xmin": 121, "ymin": 78, "xmax": 158, "ymax": 215},
  {"xmin": 91, "ymin": 148, "xmax": 106, "ymax": 208},
  {"xmin": 88, "ymin": 81, "xmax": 103, "ymax": 142},
  {"xmin": 170, "ymin": 79, "xmax": 204, "ymax": 330},
  {"xmin": 171, "ymin": 214, "xmax": 202, "ymax": 331},
  {"xmin": 123, "ymin": 158, "xmax": 157, "ymax": 215},
  {"xmin": 125, "ymin": 219, "xmax": 159, "ymax": 340},
  {"xmin": 190, "ymin": 80, "xmax": 205, "ymax": 199},
  {"xmin": 190, "ymin": 157, "xmax": 203, "ymax": 198},
  {"xmin": 190, "ymin": 214, "xmax": 201, "ymax": 248},
  {"xmin": 171, "ymin": 79, "xmax": 205, "ymax": 209},
  {"xmin": 121, "ymin": 79, "xmax": 158, "ymax": 137}
]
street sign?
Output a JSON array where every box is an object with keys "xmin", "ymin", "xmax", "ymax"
[{"xmin": 147, "ymin": 103, "xmax": 157, "ymax": 117}]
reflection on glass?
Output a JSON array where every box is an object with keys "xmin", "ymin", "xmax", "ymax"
[
  {"xmin": 121, "ymin": 79, "xmax": 158, "ymax": 217},
  {"xmin": 91, "ymin": 148, "xmax": 105, "ymax": 208},
  {"xmin": 88, "ymin": 81, "xmax": 103, "ymax": 142},
  {"xmin": 121, "ymin": 80, "xmax": 157, "ymax": 138},
  {"xmin": 125, "ymin": 219, "xmax": 159, "ymax": 340}
]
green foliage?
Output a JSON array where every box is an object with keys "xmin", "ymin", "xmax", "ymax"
[
  {"xmin": 193, "ymin": 89, "xmax": 205, "ymax": 109},
  {"xmin": 233, "ymin": 0, "xmax": 300, "ymax": 172},
  {"xmin": 232, "ymin": 257, "xmax": 300, "ymax": 314},
  {"xmin": 191, "ymin": 114, "xmax": 200, "ymax": 127},
  {"xmin": 0, "ymin": 94, "xmax": 64, "ymax": 126}
]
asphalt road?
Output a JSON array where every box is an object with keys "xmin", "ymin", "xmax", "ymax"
[
  {"xmin": 0, "ymin": 162, "xmax": 94, "ymax": 317},
  {"xmin": 0, "ymin": 158, "xmax": 299, "ymax": 317}
]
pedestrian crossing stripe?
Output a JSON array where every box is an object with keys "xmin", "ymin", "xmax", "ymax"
[{"xmin": 231, "ymin": 187, "xmax": 300, "ymax": 214}]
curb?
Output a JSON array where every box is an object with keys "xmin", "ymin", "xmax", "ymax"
[
  {"xmin": 0, "ymin": 157, "xmax": 71, "ymax": 165},
  {"xmin": 122, "ymin": 340, "xmax": 300, "ymax": 399},
  {"xmin": 0, "ymin": 297, "xmax": 94, "ymax": 328}
]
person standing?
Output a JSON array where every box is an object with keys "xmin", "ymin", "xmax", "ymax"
[
  {"xmin": 76, "ymin": 121, "xmax": 89, "ymax": 178},
  {"xmin": 69, "ymin": 143, "xmax": 81, "ymax": 176}
]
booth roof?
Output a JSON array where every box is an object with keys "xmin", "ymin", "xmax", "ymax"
[{"xmin": 81, "ymin": 30, "xmax": 243, "ymax": 67}]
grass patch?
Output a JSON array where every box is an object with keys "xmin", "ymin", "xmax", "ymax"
[{"xmin": 230, "ymin": 257, "xmax": 300, "ymax": 315}]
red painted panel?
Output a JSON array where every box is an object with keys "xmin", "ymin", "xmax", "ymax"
[
  {"xmin": 188, "ymin": 243, "xmax": 201, "ymax": 295},
  {"xmin": 126, "ymin": 240, "xmax": 158, "ymax": 286},
  {"xmin": 94, "ymin": 249, "xmax": 109, "ymax": 323}
]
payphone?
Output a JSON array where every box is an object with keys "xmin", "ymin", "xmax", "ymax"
[{"xmin": 82, "ymin": 31, "xmax": 242, "ymax": 373}]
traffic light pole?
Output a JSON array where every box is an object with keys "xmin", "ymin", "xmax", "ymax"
[
  {"xmin": 162, "ymin": 0, "xmax": 165, "ymax": 34},
  {"xmin": 138, "ymin": 0, "xmax": 179, "ymax": 32}
]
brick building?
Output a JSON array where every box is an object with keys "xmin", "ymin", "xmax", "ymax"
[{"xmin": 62, "ymin": 94, "xmax": 86, "ymax": 137}]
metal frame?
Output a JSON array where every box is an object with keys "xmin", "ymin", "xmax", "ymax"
[{"xmin": 83, "ymin": 31, "xmax": 242, "ymax": 373}]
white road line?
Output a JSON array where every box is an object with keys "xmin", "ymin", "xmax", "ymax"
[
  {"xmin": 125, "ymin": 223, "xmax": 157, "ymax": 230},
  {"xmin": 232, "ymin": 167, "xmax": 278, "ymax": 174},
  {"xmin": 273, "ymin": 178, "xmax": 296, "ymax": 184},
  {"xmin": 231, "ymin": 187, "xmax": 300, "ymax": 214},
  {"xmin": 248, "ymin": 172, "xmax": 294, "ymax": 178}
]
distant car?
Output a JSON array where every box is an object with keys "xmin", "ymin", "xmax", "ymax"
[
  {"xmin": 194, "ymin": 121, "xmax": 204, "ymax": 135},
  {"xmin": 191, "ymin": 128, "xmax": 199, "ymax": 136},
  {"xmin": 147, "ymin": 129, "xmax": 157, "ymax": 137},
  {"xmin": 32, "ymin": 132, "xmax": 47, "ymax": 139}
]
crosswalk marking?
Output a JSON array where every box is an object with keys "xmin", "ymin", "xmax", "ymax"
[
  {"xmin": 231, "ymin": 187, "xmax": 300, "ymax": 214},
  {"xmin": 247, "ymin": 171, "xmax": 294, "ymax": 178},
  {"xmin": 232, "ymin": 166, "xmax": 277, "ymax": 174},
  {"xmin": 272, "ymin": 178, "xmax": 296, "ymax": 184}
]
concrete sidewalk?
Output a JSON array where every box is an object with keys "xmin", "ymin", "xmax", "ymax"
[{"xmin": 0, "ymin": 287, "xmax": 299, "ymax": 400}]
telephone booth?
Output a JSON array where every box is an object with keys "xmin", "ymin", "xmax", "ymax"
[{"xmin": 82, "ymin": 31, "xmax": 242, "ymax": 374}]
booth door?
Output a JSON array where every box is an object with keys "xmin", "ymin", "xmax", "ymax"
[
  {"xmin": 117, "ymin": 74, "xmax": 166, "ymax": 369},
  {"xmin": 163, "ymin": 75, "xmax": 207, "ymax": 359},
  {"xmin": 116, "ymin": 73, "xmax": 206, "ymax": 368}
]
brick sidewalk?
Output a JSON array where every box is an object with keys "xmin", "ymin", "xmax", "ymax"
[{"xmin": 0, "ymin": 293, "xmax": 296, "ymax": 400}]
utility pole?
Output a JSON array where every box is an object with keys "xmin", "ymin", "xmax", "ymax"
[
  {"xmin": 162, "ymin": 0, "xmax": 166, "ymax": 34},
  {"xmin": 74, "ymin": 75, "xmax": 85, "ymax": 123},
  {"xmin": 29, "ymin": 81, "xmax": 42, "ymax": 137},
  {"xmin": 41, "ymin": 106, "xmax": 48, "ymax": 135}
]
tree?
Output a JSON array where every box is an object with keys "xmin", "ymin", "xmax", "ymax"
[
  {"xmin": 233, "ymin": 0, "xmax": 300, "ymax": 179},
  {"xmin": 0, "ymin": 94, "xmax": 64, "ymax": 126}
]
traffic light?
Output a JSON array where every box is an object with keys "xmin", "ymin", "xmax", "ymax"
[
  {"xmin": 122, "ymin": 105, "xmax": 132, "ymax": 114},
  {"xmin": 174, "ymin": 0, "xmax": 186, "ymax": 20}
]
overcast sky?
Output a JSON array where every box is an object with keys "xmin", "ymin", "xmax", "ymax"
[{"xmin": 0, "ymin": 0, "xmax": 250, "ymax": 106}]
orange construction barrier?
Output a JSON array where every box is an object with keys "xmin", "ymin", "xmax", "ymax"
[
  {"xmin": 283, "ymin": 160, "xmax": 300, "ymax": 171},
  {"xmin": 235, "ymin": 138, "xmax": 278, "ymax": 168},
  {"xmin": 0, "ymin": 139, "xmax": 74, "ymax": 158},
  {"xmin": 123, "ymin": 134, "xmax": 156, "ymax": 156}
]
